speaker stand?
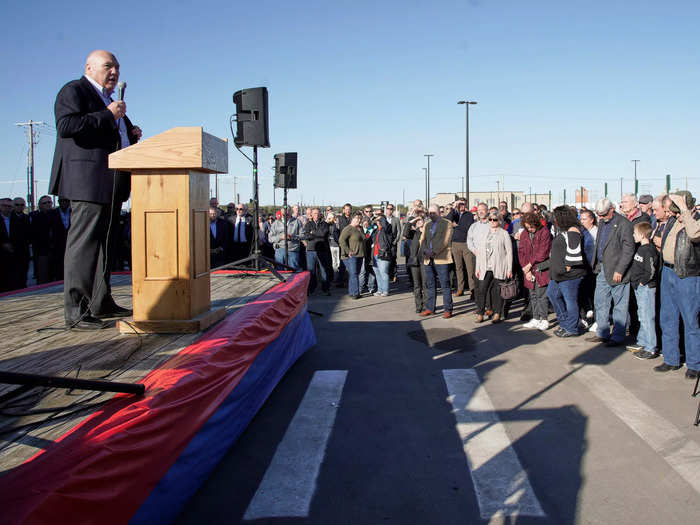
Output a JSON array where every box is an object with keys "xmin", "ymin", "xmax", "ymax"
[{"xmin": 221, "ymin": 146, "xmax": 293, "ymax": 281}]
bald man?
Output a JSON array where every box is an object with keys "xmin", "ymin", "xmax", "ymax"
[{"xmin": 49, "ymin": 50, "xmax": 142, "ymax": 330}]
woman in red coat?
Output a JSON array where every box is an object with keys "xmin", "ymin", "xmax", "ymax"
[{"xmin": 518, "ymin": 212, "xmax": 552, "ymax": 330}]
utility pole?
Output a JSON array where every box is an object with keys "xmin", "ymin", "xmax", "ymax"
[
  {"xmin": 233, "ymin": 176, "xmax": 238, "ymax": 204},
  {"xmin": 457, "ymin": 100, "xmax": 477, "ymax": 207},
  {"xmin": 496, "ymin": 180, "xmax": 500, "ymax": 206},
  {"xmin": 666, "ymin": 174, "xmax": 671, "ymax": 193},
  {"xmin": 424, "ymin": 154, "xmax": 434, "ymax": 207},
  {"xmin": 15, "ymin": 120, "xmax": 45, "ymax": 212},
  {"xmin": 631, "ymin": 159, "xmax": 640, "ymax": 198}
]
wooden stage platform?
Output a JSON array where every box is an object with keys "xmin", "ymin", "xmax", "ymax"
[{"xmin": 0, "ymin": 271, "xmax": 281, "ymax": 476}]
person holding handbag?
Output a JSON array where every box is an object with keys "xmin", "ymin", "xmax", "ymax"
[
  {"xmin": 518, "ymin": 212, "xmax": 552, "ymax": 330},
  {"xmin": 474, "ymin": 211, "xmax": 513, "ymax": 323}
]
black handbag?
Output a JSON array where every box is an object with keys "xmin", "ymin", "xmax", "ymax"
[{"xmin": 499, "ymin": 278, "xmax": 519, "ymax": 300}]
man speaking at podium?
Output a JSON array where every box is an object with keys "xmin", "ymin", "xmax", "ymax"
[{"xmin": 49, "ymin": 50, "xmax": 142, "ymax": 330}]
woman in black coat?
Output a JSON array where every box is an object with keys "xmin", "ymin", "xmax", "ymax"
[{"xmin": 403, "ymin": 216, "xmax": 427, "ymax": 313}]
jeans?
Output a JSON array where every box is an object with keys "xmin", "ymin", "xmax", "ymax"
[
  {"xmin": 274, "ymin": 248, "xmax": 300, "ymax": 270},
  {"xmin": 345, "ymin": 256, "xmax": 362, "ymax": 297},
  {"xmin": 634, "ymin": 284, "xmax": 657, "ymax": 352},
  {"xmin": 424, "ymin": 261, "xmax": 453, "ymax": 313},
  {"xmin": 594, "ymin": 265, "xmax": 630, "ymax": 342},
  {"xmin": 330, "ymin": 246, "xmax": 340, "ymax": 271},
  {"xmin": 359, "ymin": 256, "xmax": 376, "ymax": 293},
  {"xmin": 547, "ymin": 278, "xmax": 582, "ymax": 334},
  {"xmin": 660, "ymin": 267, "xmax": 700, "ymax": 369},
  {"xmin": 306, "ymin": 250, "xmax": 330, "ymax": 293},
  {"xmin": 374, "ymin": 256, "xmax": 391, "ymax": 295}
]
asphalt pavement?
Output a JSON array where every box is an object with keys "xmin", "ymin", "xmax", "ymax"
[{"xmin": 176, "ymin": 270, "xmax": 700, "ymax": 525}]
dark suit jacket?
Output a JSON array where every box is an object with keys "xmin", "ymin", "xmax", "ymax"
[
  {"xmin": 0, "ymin": 213, "xmax": 31, "ymax": 290},
  {"xmin": 231, "ymin": 216, "xmax": 254, "ymax": 246},
  {"xmin": 49, "ymin": 76, "xmax": 137, "ymax": 204},
  {"xmin": 210, "ymin": 218, "xmax": 231, "ymax": 267},
  {"xmin": 30, "ymin": 210, "xmax": 52, "ymax": 256},
  {"xmin": 48, "ymin": 207, "xmax": 70, "ymax": 259},
  {"xmin": 592, "ymin": 212, "xmax": 635, "ymax": 284}
]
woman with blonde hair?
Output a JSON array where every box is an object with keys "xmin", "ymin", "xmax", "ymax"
[{"xmin": 474, "ymin": 211, "xmax": 513, "ymax": 323}]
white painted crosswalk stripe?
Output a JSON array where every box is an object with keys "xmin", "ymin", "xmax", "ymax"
[
  {"xmin": 442, "ymin": 369, "xmax": 546, "ymax": 519},
  {"xmin": 243, "ymin": 370, "xmax": 348, "ymax": 520},
  {"xmin": 574, "ymin": 364, "xmax": 700, "ymax": 495}
]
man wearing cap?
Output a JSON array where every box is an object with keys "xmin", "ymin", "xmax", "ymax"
[
  {"xmin": 654, "ymin": 191, "xmax": 700, "ymax": 379},
  {"xmin": 638, "ymin": 194, "xmax": 655, "ymax": 228}
]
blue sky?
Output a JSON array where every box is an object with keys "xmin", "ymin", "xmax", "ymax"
[{"xmin": 1, "ymin": 0, "xmax": 698, "ymax": 208}]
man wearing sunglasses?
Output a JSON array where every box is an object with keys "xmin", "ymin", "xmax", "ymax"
[{"xmin": 585, "ymin": 198, "xmax": 635, "ymax": 347}]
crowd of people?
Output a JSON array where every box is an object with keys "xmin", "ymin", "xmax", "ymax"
[
  {"xmin": 3, "ymin": 188, "xmax": 699, "ymax": 380},
  {"xmin": 0, "ymin": 196, "xmax": 71, "ymax": 292},
  {"xmin": 254, "ymin": 192, "xmax": 699, "ymax": 381}
]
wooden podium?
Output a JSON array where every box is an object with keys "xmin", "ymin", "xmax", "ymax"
[{"xmin": 108, "ymin": 127, "xmax": 228, "ymax": 334}]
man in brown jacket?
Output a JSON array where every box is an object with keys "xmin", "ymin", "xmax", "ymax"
[{"xmin": 419, "ymin": 204, "xmax": 454, "ymax": 318}]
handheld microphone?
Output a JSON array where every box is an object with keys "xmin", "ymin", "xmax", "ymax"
[{"xmin": 117, "ymin": 81, "xmax": 127, "ymax": 101}]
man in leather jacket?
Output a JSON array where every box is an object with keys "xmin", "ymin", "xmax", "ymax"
[{"xmin": 654, "ymin": 192, "xmax": 700, "ymax": 379}]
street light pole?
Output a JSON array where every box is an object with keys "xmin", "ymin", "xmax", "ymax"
[
  {"xmin": 458, "ymin": 100, "xmax": 477, "ymax": 207},
  {"xmin": 422, "ymin": 168, "xmax": 428, "ymax": 206},
  {"xmin": 424, "ymin": 154, "xmax": 434, "ymax": 207}
]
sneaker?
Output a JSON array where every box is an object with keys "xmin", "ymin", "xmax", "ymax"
[
  {"xmin": 633, "ymin": 350, "xmax": 658, "ymax": 360},
  {"xmin": 653, "ymin": 363, "xmax": 681, "ymax": 372},
  {"xmin": 523, "ymin": 319, "xmax": 539, "ymax": 328},
  {"xmin": 537, "ymin": 319, "xmax": 549, "ymax": 331},
  {"xmin": 626, "ymin": 344, "xmax": 644, "ymax": 353},
  {"xmin": 588, "ymin": 322, "xmax": 598, "ymax": 333},
  {"xmin": 556, "ymin": 329, "xmax": 578, "ymax": 338},
  {"xmin": 442, "ymin": 311, "xmax": 453, "ymax": 319},
  {"xmin": 579, "ymin": 319, "xmax": 590, "ymax": 330},
  {"xmin": 586, "ymin": 310, "xmax": 594, "ymax": 319},
  {"xmin": 419, "ymin": 310, "xmax": 435, "ymax": 317},
  {"xmin": 373, "ymin": 292, "xmax": 383, "ymax": 297}
]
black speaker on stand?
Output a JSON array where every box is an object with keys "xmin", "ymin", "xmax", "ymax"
[
  {"xmin": 274, "ymin": 153, "xmax": 298, "ymax": 267},
  {"xmin": 225, "ymin": 87, "xmax": 291, "ymax": 281}
]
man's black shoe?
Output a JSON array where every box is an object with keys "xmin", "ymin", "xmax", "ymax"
[
  {"xmin": 66, "ymin": 315, "xmax": 107, "ymax": 331},
  {"xmin": 94, "ymin": 305, "xmax": 132, "ymax": 319},
  {"xmin": 685, "ymin": 369, "xmax": 699, "ymax": 380},
  {"xmin": 653, "ymin": 363, "xmax": 681, "ymax": 372},
  {"xmin": 604, "ymin": 340, "xmax": 622, "ymax": 348}
]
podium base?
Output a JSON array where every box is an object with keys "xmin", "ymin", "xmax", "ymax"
[{"xmin": 118, "ymin": 307, "xmax": 226, "ymax": 334}]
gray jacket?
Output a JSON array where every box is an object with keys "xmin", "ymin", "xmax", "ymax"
[
  {"xmin": 268, "ymin": 217, "xmax": 302, "ymax": 251},
  {"xmin": 592, "ymin": 212, "xmax": 635, "ymax": 284}
]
